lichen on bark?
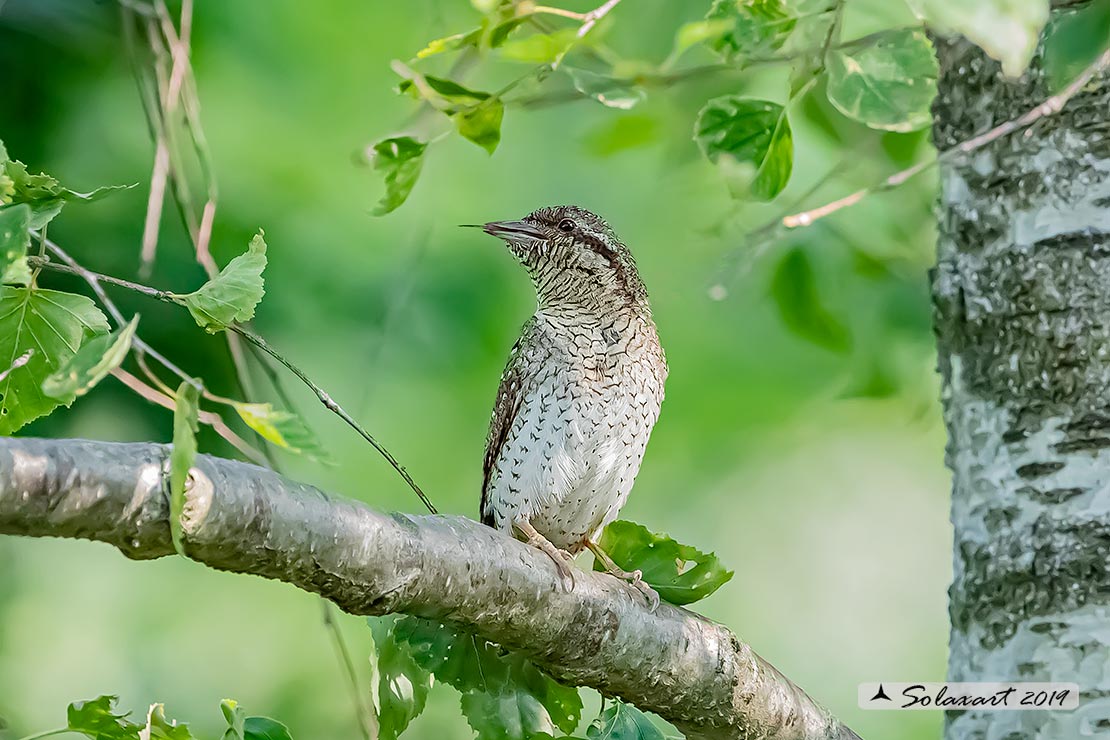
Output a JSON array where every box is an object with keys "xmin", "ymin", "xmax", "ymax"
[{"xmin": 932, "ymin": 18, "xmax": 1110, "ymax": 740}]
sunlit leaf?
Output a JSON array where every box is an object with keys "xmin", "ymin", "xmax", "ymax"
[
  {"xmin": 694, "ymin": 96, "xmax": 792, "ymax": 200},
  {"xmin": 909, "ymin": 0, "xmax": 1049, "ymax": 77},
  {"xmin": 392, "ymin": 617, "xmax": 581, "ymax": 733},
  {"xmin": 369, "ymin": 616, "xmax": 433, "ymax": 740},
  {"xmin": 42, "ymin": 315, "xmax": 137, "ymax": 400},
  {"xmin": 0, "ymin": 203, "xmax": 31, "ymax": 286},
  {"xmin": 566, "ymin": 68, "xmax": 645, "ymax": 110},
  {"xmin": 0, "ymin": 286, "xmax": 110, "ymax": 434},
  {"xmin": 170, "ymin": 380, "xmax": 200, "ymax": 557},
  {"xmin": 586, "ymin": 700, "xmax": 664, "ymax": 740},
  {"xmin": 368, "ymin": 137, "xmax": 427, "ymax": 216},
  {"xmin": 706, "ymin": 0, "xmax": 795, "ymax": 58},
  {"xmin": 461, "ymin": 691, "xmax": 556, "ymax": 740},
  {"xmin": 455, "ymin": 100, "xmax": 505, "ymax": 154},
  {"xmin": 232, "ymin": 401, "xmax": 332, "ymax": 463},
  {"xmin": 770, "ymin": 248, "xmax": 850, "ymax": 352},
  {"xmin": 416, "ymin": 28, "xmax": 482, "ymax": 58},
  {"xmin": 825, "ymin": 29, "xmax": 938, "ymax": 132},
  {"xmin": 220, "ymin": 700, "xmax": 246, "ymax": 740},
  {"xmin": 67, "ymin": 695, "xmax": 141, "ymax": 740},
  {"xmin": 178, "ymin": 232, "xmax": 266, "ymax": 332},
  {"xmin": 1043, "ymin": 2, "xmax": 1110, "ymax": 92},
  {"xmin": 595, "ymin": 521, "xmax": 733, "ymax": 605},
  {"xmin": 141, "ymin": 704, "xmax": 196, "ymax": 740}
]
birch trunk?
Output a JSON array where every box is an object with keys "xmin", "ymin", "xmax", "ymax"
[{"xmin": 932, "ymin": 22, "xmax": 1110, "ymax": 740}]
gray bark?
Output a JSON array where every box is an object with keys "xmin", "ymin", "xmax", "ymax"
[
  {"xmin": 0, "ymin": 436, "xmax": 860, "ymax": 740},
  {"xmin": 932, "ymin": 21, "xmax": 1110, "ymax": 740}
]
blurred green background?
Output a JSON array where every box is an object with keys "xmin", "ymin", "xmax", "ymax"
[{"xmin": 0, "ymin": 1, "xmax": 949, "ymax": 738}]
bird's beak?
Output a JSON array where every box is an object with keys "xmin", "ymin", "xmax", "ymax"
[{"xmin": 477, "ymin": 219, "xmax": 548, "ymax": 243}]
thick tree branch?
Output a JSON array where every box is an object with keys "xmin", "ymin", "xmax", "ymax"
[{"xmin": 0, "ymin": 437, "xmax": 859, "ymax": 740}]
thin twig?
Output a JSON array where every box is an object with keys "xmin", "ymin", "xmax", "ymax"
[
  {"xmin": 112, "ymin": 367, "xmax": 267, "ymax": 465},
  {"xmin": 780, "ymin": 48, "xmax": 1110, "ymax": 230},
  {"xmin": 322, "ymin": 600, "xmax": 376, "ymax": 740},
  {"xmin": 28, "ymin": 256, "xmax": 437, "ymax": 514},
  {"xmin": 230, "ymin": 326, "xmax": 438, "ymax": 514}
]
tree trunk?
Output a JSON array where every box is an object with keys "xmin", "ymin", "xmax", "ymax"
[{"xmin": 932, "ymin": 21, "xmax": 1110, "ymax": 740}]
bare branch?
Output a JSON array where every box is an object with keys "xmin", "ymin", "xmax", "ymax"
[{"xmin": 0, "ymin": 437, "xmax": 859, "ymax": 740}]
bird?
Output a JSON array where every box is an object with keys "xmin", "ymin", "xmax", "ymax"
[{"xmin": 472, "ymin": 205, "xmax": 667, "ymax": 608}]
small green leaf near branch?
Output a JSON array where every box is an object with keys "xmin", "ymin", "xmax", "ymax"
[
  {"xmin": 42, "ymin": 316, "xmax": 139, "ymax": 400},
  {"xmin": 176, "ymin": 232, "xmax": 266, "ymax": 332},
  {"xmin": 595, "ymin": 521, "xmax": 734, "ymax": 605},
  {"xmin": 169, "ymin": 380, "xmax": 200, "ymax": 557},
  {"xmin": 232, "ymin": 401, "xmax": 333, "ymax": 463}
]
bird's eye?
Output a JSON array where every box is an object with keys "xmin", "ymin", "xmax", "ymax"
[{"xmin": 557, "ymin": 218, "xmax": 576, "ymax": 233}]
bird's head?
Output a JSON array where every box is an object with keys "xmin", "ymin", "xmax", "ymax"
[{"xmin": 473, "ymin": 205, "xmax": 648, "ymax": 312}]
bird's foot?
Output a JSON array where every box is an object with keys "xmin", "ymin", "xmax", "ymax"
[
  {"xmin": 586, "ymin": 540, "xmax": 660, "ymax": 611},
  {"xmin": 515, "ymin": 517, "xmax": 576, "ymax": 592}
]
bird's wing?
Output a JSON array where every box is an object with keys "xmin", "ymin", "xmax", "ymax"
[{"xmin": 480, "ymin": 318, "xmax": 538, "ymax": 526}]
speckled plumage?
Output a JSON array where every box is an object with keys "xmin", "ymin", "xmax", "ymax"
[{"xmin": 478, "ymin": 205, "xmax": 666, "ymax": 556}]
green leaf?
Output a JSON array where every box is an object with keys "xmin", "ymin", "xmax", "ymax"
[
  {"xmin": 142, "ymin": 704, "xmax": 196, "ymax": 740},
  {"xmin": 369, "ymin": 616, "xmax": 433, "ymax": 740},
  {"xmin": 170, "ymin": 380, "xmax": 200, "ymax": 557},
  {"xmin": 392, "ymin": 617, "xmax": 581, "ymax": 734},
  {"xmin": 0, "ymin": 287, "xmax": 110, "ymax": 434},
  {"xmin": 694, "ymin": 96, "xmax": 793, "ymax": 200},
  {"xmin": 566, "ymin": 68, "xmax": 645, "ymax": 110},
  {"xmin": 66, "ymin": 695, "xmax": 141, "ymax": 740},
  {"xmin": 910, "ymin": 0, "xmax": 1049, "ymax": 77},
  {"xmin": 460, "ymin": 691, "xmax": 555, "ymax": 740},
  {"xmin": 178, "ymin": 232, "xmax": 266, "ymax": 332},
  {"xmin": 232, "ymin": 401, "xmax": 332, "ymax": 462},
  {"xmin": 705, "ymin": 0, "xmax": 796, "ymax": 58},
  {"xmin": 1043, "ymin": 2, "xmax": 1110, "ymax": 93},
  {"xmin": 42, "ymin": 315, "xmax": 138, "ymax": 400},
  {"xmin": 395, "ymin": 74, "xmax": 503, "ymax": 154},
  {"xmin": 397, "ymin": 75, "xmax": 490, "ymax": 110},
  {"xmin": 825, "ymin": 29, "xmax": 938, "ymax": 132},
  {"xmin": 770, "ymin": 248, "xmax": 850, "ymax": 352},
  {"xmin": 416, "ymin": 28, "xmax": 483, "ymax": 58},
  {"xmin": 243, "ymin": 717, "xmax": 294, "ymax": 740},
  {"xmin": 455, "ymin": 100, "xmax": 505, "ymax": 154},
  {"xmin": 369, "ymin": 137, "xmax": 427, "ymax": 216},
  {"xmin": 586, "ymin": 701, "xmax": 664, "ymax": 740},
  {"xmin": 498, "ymin": 29, "xmax": 578, "ymax": 64},
  {"xmin": 594, "ymin": 521, "xmax": 734, "ymax": 605},
  {"xmin": 0, "ymin": 203, "xmax": 32, "ymax": 286}
]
